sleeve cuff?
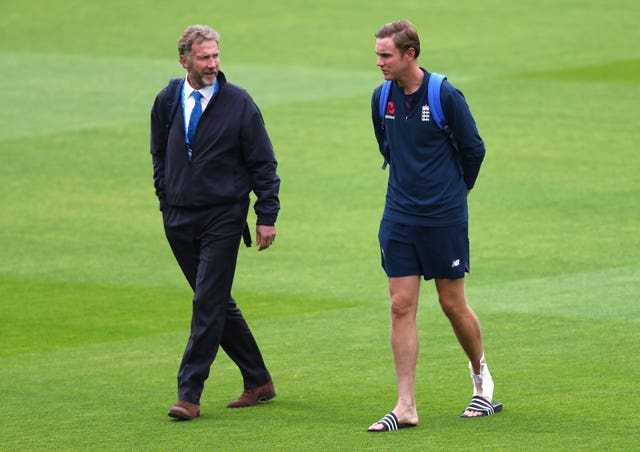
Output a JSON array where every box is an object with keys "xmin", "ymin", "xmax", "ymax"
[{"xmin": 256, "ymin": 215, "xmax": 277, "ymax": 226}]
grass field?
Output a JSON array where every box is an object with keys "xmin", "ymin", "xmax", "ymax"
[{"xmin": 1, "ymin": 0, "xmax": 639, "ymax": 450}]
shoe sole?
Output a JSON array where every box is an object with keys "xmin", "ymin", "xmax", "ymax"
[
  {"xmin": 168, "ymin": 411, "xmax": 199, "ymax": 420},
  {"xmin": 227, "ymin": 391, "xmax": 276, "ymax": 408},
  {"xmin": 260, "ymin": 391, "xmax": 276, "ymax": 402}
]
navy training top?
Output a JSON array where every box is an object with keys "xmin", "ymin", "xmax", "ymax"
[{"xmin": 371, "ymin": 69, "xmax": 485, "ymax": 227}]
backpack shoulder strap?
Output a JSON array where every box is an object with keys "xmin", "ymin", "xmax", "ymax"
[
  {"xmin": 376, "ymin": 81, "xmax": 393, "ymax": 169},
  {"xmin": 164, "ymin": 77, "xmax": 184, "ymax": 131},
  {"xmin": 378, "ymin": 80, "xmax": 392, "ymax": 125},
  {"xmin": 428, "ymin": 72, "xmax": 446, "ymax": 130},
  {"xmin": 428, "ymin": 72, "xmax": 460, "ymax": 155}
]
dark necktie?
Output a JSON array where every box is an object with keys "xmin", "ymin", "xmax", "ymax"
[{"xmin": 187, "ymin": 91, "xmax": 202, "ymax": 144}]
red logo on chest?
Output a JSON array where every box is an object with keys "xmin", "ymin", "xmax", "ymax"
[{"xmin": 386, "ymin": 101, "xmax": 395, "ymax": 115}]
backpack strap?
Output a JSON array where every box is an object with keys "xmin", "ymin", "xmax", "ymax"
[
  {"xmin": 164, "ymin": 77, "xmax": 184, "ymax": 132},
  {"xmin": 379, "ymin": 80, "xmax": 392, "ymax": 124},
  {"xmin": 427, "ymin": 73, "xmax": 446, "ymax": 130},
  {"xmin": 378, "ymin": 81, "xmax": 393, "ymax": 169},
  {"xmin": 428, "ymin": 73, "xmax": 459, "ymax": 154}
]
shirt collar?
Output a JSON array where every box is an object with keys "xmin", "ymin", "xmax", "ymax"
[{"xmin": 184, "ymin": 77, "xmax": 216, "ymax": 101}]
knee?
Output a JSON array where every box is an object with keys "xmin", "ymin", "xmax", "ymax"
[
  {"xmin": 390, "ymin": 295, "xmax": 415, "ymax": 318},
  {"xmin": 439, "ymin": 296, "xmax": 467, "ymax": 319}
]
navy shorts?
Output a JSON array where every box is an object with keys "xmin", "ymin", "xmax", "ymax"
[{"xmin": 378, "ymin": 218, "xmax": 470, "ymax": 280}]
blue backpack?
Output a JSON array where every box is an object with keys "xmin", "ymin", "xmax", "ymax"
[{"xmin": 378, "ymin": 72, "xmax": 459, "ymax": 169}]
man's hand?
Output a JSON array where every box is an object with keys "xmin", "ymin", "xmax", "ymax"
[{"xmin": 256, "ymin": 225, "xmax": 276, "ymax": 251}]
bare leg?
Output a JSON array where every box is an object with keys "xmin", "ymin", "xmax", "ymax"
[
  {"xmin": 369, "ymin": 275, "xmax": 421, "ymax": 430},
  {"xmin": 435, "ymin": 278, "xmax": 490, "ymax": 417}
]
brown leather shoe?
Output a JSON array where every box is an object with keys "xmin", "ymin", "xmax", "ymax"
[
  {"xmin": 168, "ymin": 400, "xmax": 200, "ymax": 420},
  {"xmin": 227, "ymin": 380, "xmax": 276, "ymax": 408}
]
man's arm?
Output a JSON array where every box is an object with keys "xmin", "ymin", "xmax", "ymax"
[
  {"xmin": 150, "ymin": 94, "xmax": 168, "ymax": 211},
  {"xmin": 442, "ymin": 84, "xmax": 486, "ymax": 190},
  {"xmin": 239, "ymin": 98, "xmax": 281, "ymax": 228}
]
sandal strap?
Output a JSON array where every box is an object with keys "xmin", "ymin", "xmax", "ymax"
[
  {"xmin": 464, "ymin": 395, "xmax": 496, "ymax": 415},
  {"xmin": 375, "ymin": 412, "xmax": 399, "ymax": 431}
]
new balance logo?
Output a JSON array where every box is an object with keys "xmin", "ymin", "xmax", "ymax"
[{"xmin": 451, "ymin": 259, "xmax": 460, "ymax": 268}]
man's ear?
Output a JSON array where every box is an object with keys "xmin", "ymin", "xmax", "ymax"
[
  {"xmin": 404, "ymin": 47, "xmax": 416, "ymax": 61},
  {"xmin": 179, "ymin": 54, "xmax": 189, "ymax": 69}
]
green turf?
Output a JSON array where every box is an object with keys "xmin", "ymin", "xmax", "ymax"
[{"xmin": 1, "ymin": 0, "xmax": 639, "ymax": 450}]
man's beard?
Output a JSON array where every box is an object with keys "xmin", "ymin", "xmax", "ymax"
[{"xmin": 191, "ymin": 70, "xmax": 217, "ymax": 88}]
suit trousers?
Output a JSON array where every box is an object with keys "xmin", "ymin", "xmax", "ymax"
[{"xmin": 162, "ymin": 200, "xmax": 271, "ymax": 405}]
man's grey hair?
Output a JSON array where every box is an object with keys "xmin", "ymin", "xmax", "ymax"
[{"xmin": 178, "ymin": 25, "xmax": 220, "ymax": 60}]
